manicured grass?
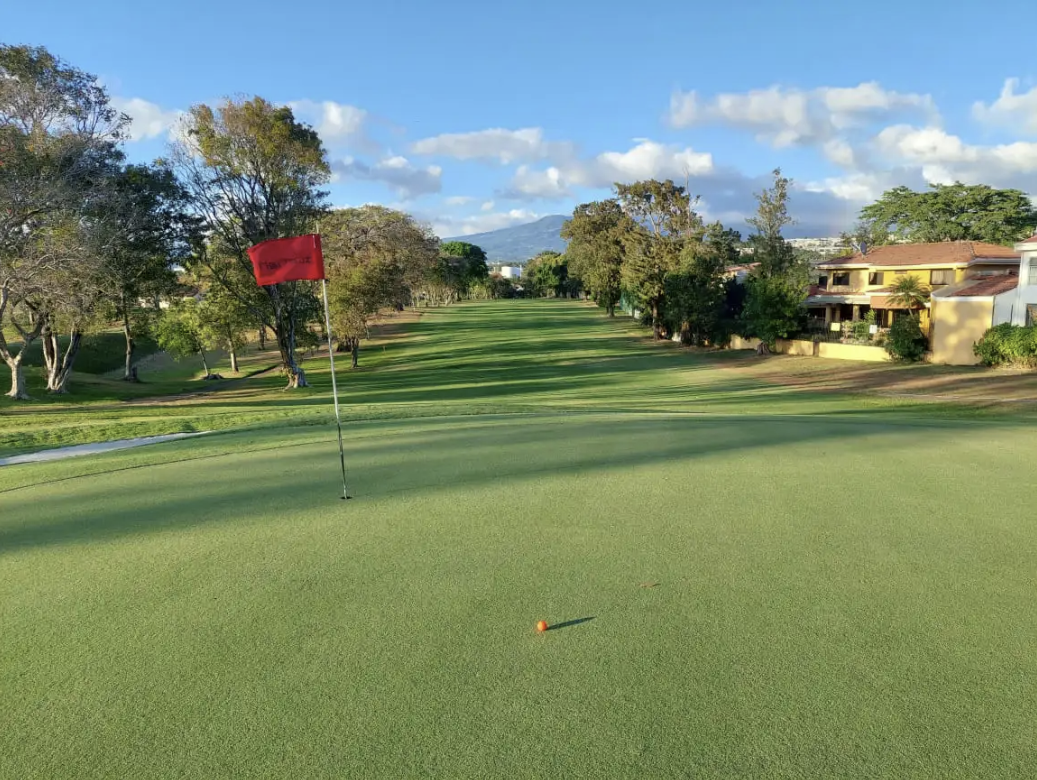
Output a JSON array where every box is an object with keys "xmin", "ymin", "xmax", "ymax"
[{"xmin": 2, "ymin": 301, "xmax": 1037, "ymax": 777}]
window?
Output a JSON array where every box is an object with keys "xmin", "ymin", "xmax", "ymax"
[
  {"xmin": 832, "ymin": 272, "xmax": 851, "ymax": 286},
  {"xmin": 930, "ymin": 269, "xmax": 955, "ymax": 286},
  {"xmin": 1028, "ymin": 305, "xmax": 1037, "ymax": 327},
  {"xmin": 818, "ymin": 275, "xmax": 828, "ymax": 289},
  {"xmin": 1029, "ymin": 263, "xmax": 1037, "ymax": 287},
  {"xmin": 868, "ymin": 271, "xmax": 884, "ymax": 285}
]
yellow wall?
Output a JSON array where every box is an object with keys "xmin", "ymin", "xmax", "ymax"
[
  {"xmin": 781, "ymin": 339, "xmax": 816, "ymax": 356},
  {"xmin": 817, "ymin": 342, "xmax": 890, "ymax": 362},
  {"xmin": 727, "ymin": 336, "xmax": 889, "ymax": 362},
  {"xmin": 729, "ymin": 335, "xmax": 761, "ymax": 350},
  {"xmin": 930, "ymin": 298, "xmax": 994, "ymax": 365},
  {"xmin": 862, "ymin": 266, "xmax": 963, "ymax": 291}
]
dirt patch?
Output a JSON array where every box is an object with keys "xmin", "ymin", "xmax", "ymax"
[{"xmin": 715, "ymin": 353, "xmax": 1037, "ymax": 405}]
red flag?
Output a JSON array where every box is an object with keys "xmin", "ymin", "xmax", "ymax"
[{"xmin": 247, "ymin": 234, "xmax": 325, "ymax": 285}]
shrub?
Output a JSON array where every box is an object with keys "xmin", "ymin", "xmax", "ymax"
[
  {"xmin": 973, "ymin": 323, "xmax": 1037, "ymax": 367},
  {"xmin": 885, "ymin": 315, "xmax": 928, "ymax": 362},
  {"xmin": 844, "ymin": 311, "xmax": 877, "ymax": 343}
]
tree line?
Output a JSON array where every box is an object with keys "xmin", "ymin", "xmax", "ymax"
[
  {"xmin": 549, "ymin": 176, "xmax": 1036, "ymax": 350},
  {"xmin": 554, "ymin": 172, "xmax": 807, "ymax": 349},
  {"xmin": 0, "ymin": 44, "xmax": 489, "ymax": 399}
]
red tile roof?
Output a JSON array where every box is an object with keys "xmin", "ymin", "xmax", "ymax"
[
  {"xmin": 947, "ymin": 274, "xmax": 1019, "ymax": 298},
  {"xmin": 822, "ymin": 241, "xmax": 1020, "ymax": 268},
  {"xmin": 1020, "ymin": 235, "xmax": 1037, "ymax": 244}
]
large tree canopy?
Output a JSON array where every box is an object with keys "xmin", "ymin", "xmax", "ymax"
[
  {"xmin": 0, "ymin": 44, "xmax": 126, "ymax": 398},
  {"xmin": 173, "ymin": 96, "xmax": 330, "ymax": 388},
  {"xmin": 742, "ymin": 169, "xmax": 810, "ymax": 348},
  {"xmin": 322, "ymin": 206, "xmax": 439, "ymax": 367},
  {"xmin": 562, "ymin": 199, "xmax": 630, "ymax": 316},
  {"xmin": 859, "ymin": 182, "xmax": 1037, "ymax": 246},
  {"xmin": 616, "ymin": 179, "xmax": 704, "ymax": 338}
]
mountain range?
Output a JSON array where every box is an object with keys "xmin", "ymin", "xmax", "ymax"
[{"xmin": 445, "ymin": 215, "xmax": 567, "ymax": 263}]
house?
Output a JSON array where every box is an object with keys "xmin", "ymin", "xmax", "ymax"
[
  {"xmin": 498, "ymin": 265, "xmax": 522, "ymax": 280},
  {"xmin": 805, "ymin": 241, "xmax": 1029, "ymax": 365},
  {"xmin": 807, "ymin": 242, "xmax": 1021, "ymax": 328}
]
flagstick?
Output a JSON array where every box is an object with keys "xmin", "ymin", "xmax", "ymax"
[{"xmin": 321, "ymin": 277, "xmax": 351, "ymax": 500}]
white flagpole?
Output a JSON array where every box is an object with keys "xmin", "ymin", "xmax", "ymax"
[{"xmin": 321, "ymin": 276, "xmax": 350, "ymax": 500}]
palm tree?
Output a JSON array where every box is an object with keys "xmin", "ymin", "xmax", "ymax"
[{"xmin": 887, "ymin": 275, "xmax": 931, "ymax": 312}]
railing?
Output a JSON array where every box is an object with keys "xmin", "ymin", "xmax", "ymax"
[{"xmin": 796, "ymin": 321, "xmax": 892, "ymax": 344}]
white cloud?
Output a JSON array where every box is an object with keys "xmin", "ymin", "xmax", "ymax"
[
  {"xmin": 481, "ymin": 200, "xmax": 495, "ymax": 211},
  {"xmin": 332, "ymin": 155, "xmax": 442, "ymax": 199},
  {"xmin": 874, "ymin": 125, "xmax": 1037, "ymax": 175},
  {"xmin": 668, "ymin": 82, "xmax": 936, "ymax": 148},
  {"xmin": 822, "ymin": 139, "xmax": 858, "ymax": 168},
  {"xmin": 410, "ymin": 127, "xmax": 576, "ymax": 164},
  {"xmin": 288, "ymin": 99, "xmax": 374, "ymax": 151},
  {"xmin": 499, "ymin": 165, "xmax": 569, "ymax": 200},
  {"xmin": 112, "ymin": 97, "xmax": 182, "ymax": 142},
  {"xmin": 430, "ymin": 208, "xmax": 540, "ymax": 238},
  {"xmin": 445, "ymin": 195, "xmax": 475, "ymax": 206},
  {"xmin": 574, "ymin": 140, "xmax": 713, "ymax": 187},
  {"xmin": 973, "ymin": 78, "xmax": 1037, "ymax": 135},
  {"xmin": 496, "ymin": 140, "xmax": 713, "ymax": 200}
]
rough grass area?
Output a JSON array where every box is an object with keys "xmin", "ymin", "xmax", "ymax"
[
  {"xmin": 2, "ymin": 301, "xmax": 1037, "ymax": 778},
  {"xmin": 5, "ymin": 329, "xmax": 162, "ymax": 374}
]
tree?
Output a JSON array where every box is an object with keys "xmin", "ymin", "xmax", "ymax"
[
  {"xmin": 860, "ymin": 183, "xmax": 1037, "ymax": 245},
  {"xmin": 93, "ymin": 163, "xmax": 196, "ymax": 381},
  {"xmin": 742, "ymin": 170, "xmax": 810, "ymax": 348},
  {"xmin": 438, "ymin": 241, "xmax": 489, "ymax": 300},
  {"xmin": 523, "ymin": 251, "xmax": 570, "ymax": 297},
  {"xmin": 322, "ymin": 206, "xmax": 438, "ymax": 368},
  {"xmin": 885, "ymin": 314, "xmax": 928, "ymax": 362},
  {"xmin": 195, "ymin": 278, "xmax": 254, "ymax": 373},
  {"xmin": 172, "ymin": 96, "xmax": 330, "ymax": 388},
  {"xmin": 440, "ymin": 241, "xmax": 488, "ymax": 266},
  {"xmin": 838, "ymin": 218, "xmax": 891, "ymax": 252},
  {"xmin": 0, "ymin": 44, "xmax": 125, "ymax": 399},
  {"xmin": 615, "ymin": 180, "xmax": 704, "ymax": 337},
  {"xmin": 562, "ymin": 199, "xmax": 628, "ymax": 316},
  {"xmin": 154, "ymin": 299, "xmax": 215, "ymax": 377},
  {"xmin": 662, "ymin": 222, "xmax": 741, "ymax": 345},
  {"xmin": 886, "ymin": 275, "xmax": 931, "ymax": 311}
]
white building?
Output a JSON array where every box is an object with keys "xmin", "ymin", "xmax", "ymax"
[
  {"xmin": 1011, "ymin": 236, "xmax": 1037, "ymax": 325},
  {"xmin": 498, "ymin": 265, "xmax": 522, "ymax": 280}
]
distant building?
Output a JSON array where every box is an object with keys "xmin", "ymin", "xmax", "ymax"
[
  {"xmin": 498, "ymin": 266, "xmax": 522, "ymax": 280},
  {"xmin": 724, "ymin": 263, "xmax": 759, "ymax": 283},
  {"xmin": 805, "ymin": 240, "xmax": 1026, "ymax": 365}
]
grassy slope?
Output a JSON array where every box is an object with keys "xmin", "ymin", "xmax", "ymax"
[
  {"xmin": 5, "ymin": 300, "xmax": 1037, "ymax": 457},
  {"xmin": 2, "ymin": 301, "xmax": 1037, "ymax": 778}
]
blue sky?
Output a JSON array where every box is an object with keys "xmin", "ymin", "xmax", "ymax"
[{"xmin": 8, "ymin": 0, "xmax": 1037, "ymax": 237}]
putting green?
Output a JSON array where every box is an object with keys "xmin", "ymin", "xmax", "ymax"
[{"xmin": 2, "ymin": 302, "xmax": 1036, "ymax": 778}]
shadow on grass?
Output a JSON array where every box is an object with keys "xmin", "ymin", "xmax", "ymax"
[
  {"xmin": 2, "ymin": 410, "xmax": 1032, "ymax": 556},
  {"xmin": 547, "ymin": 617, "xmax": 595, "ymax": 631}
]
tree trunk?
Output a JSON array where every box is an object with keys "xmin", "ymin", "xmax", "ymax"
[
  {"xmin": 276, "ymin": 330, "xmax": 308, "ymax": 388},
  {"xmin": 41, "ymin": 324, "xmax": 58, "ymax": 380},
  {"xmin": 267, "ymin": 284, "xmax": 308, "ymax": 388},
  {"xmin": 46, "ymin": 328, "xmax": 83, "ymax": 394},
  {"xmin": 5, "ymin": 357, "xmax": 28, "ymax": 400},
  {"xmin": 258, "ymin": 327, "xmax": 267, "ymax": 349},
  {"xmin": 0, "ymin": 288, "xmax": 44, "ymax": 400},
  {"xmin": 199, "ymin": 348, "xmax": 211, "ymax": 377},
  {"xmin": 230, "ymin": 348, "xmax": 239, "ymax": 373},
  {"xmin": 350, "ymin": 338, "xmax": 359, "ymax": 369},
  {"xmin": 651, "ymin": 303, "xmax": 662, "ymax": 339},
  {"xmin": 122, "ymin": 309, "xmax": 137, "ymax": 382}
]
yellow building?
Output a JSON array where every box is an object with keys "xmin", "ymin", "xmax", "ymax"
[{"xmin": 805, "ymin": 242, "xmax": 1022, "ymax": 364}]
